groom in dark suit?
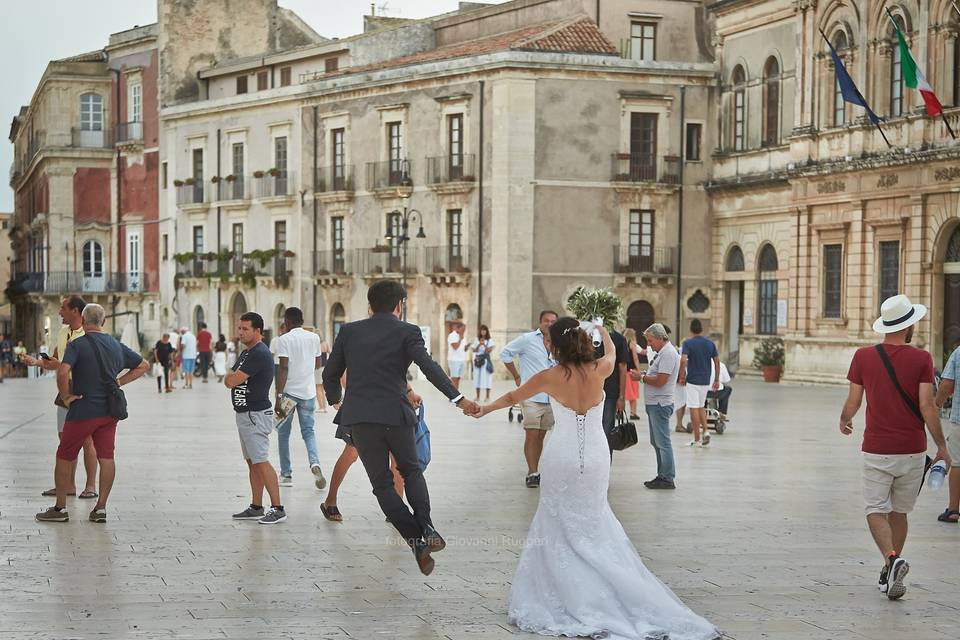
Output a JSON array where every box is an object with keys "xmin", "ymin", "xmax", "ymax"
[{"xmin": 322, "ymin": 280, "xmax": 478, "ymax": 575}]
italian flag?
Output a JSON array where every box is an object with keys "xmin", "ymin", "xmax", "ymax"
[{"xmin": 893, "ymin": 22, "xmax": 943, "ymax": 116}]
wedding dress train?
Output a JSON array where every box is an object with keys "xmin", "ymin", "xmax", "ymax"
[{"xmin": 507, "ymin": 394, "xmax": 720, "ymax": 640}]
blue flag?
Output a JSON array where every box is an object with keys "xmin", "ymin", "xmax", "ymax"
[{"xmin": 825, "ymin": 36, "xmax": 881, "ymax": 125}]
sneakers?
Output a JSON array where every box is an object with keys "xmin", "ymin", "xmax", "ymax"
[
  {"xmin": 89, "ymin": 508, "xmax": 106, "ymax": 523},
  {"xmin": 878, "ymin": 564, "xmax": 889, "ymax": 594},
  {"xmin": 258, "ymin": 507, "xmax": 287, "ymax": 525},
  {"xmin": 278, "ymin": 475, "xmax": 293, "ymax": 487},
  {"xmin": 886, "ymin": 556, "xmax": 909, "ymax": 600},
  {"xmin": 525, "ymin": 473, "xmax": 541, "ymax": 488},
  {"xmin": 35, "ymin": 506, "xmax": 69, "ymax": 522},
  {"xmin": 644, "ymin": 477, "xmax": 676, "ymax": 490},
  {"xmin": 702, "ymin": 433, "xmax": 711, "ymax": 446},
  {"xmin": 232, "ymin": 505, "xmax": 265, "ymax": 520},
  {"xmin": 311, "ymin": 464, "xmax": 327, "ymax": 490}
]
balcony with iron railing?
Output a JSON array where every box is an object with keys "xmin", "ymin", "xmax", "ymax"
[
  {"xmin": 313, "ymin": 249, "xmax": 355, "ymax": 277},
  {"xmin": 367, "ymin": 159, "xmax": 412, "ymax": 197},
  {"xmin": 356, "ymin": 245, "xmax": 418, "ymax": 277},
  {"xmin": 314, "ymin": 165, "xmax": 355, "ymax": 200},
  {"xmin": 423, "ymin": 245, "xmax": 472, "ymax": 285},
  {"xmin": 613, "ymin": 245, "xmax": 675, "ymax": 286},
  {"xmin": 71, "ymin": 127, "xmax": 113, "ymax": 149},
  {"xmin": 611, "ymin": 153, "xmax": 680, "ymax": 186},
  {"xmin": 115, "ymin": 121, "xmax": 143, "ymax": 145},
  {"xmin": 214, "ymin": 176, "xmax": 250, "ymax": 203},
  {"xmin": 11, "ymin": 271, "xmax": 151, "ymax": 295},
  {"xmin": 425, "ymin": 154, "xmax": 477, "ymax": 192},
  {"xmin": 175, "ymin": 182, "xmax": 208, "ymax": 209},
  {"xmin": 253, "ymin": 171, "xmax": 296, "ymax": 202}
]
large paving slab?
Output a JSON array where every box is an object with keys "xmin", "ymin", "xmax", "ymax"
[{"xmin": 1, "ymin": 373, "xmax": 958, "ymax": 639}]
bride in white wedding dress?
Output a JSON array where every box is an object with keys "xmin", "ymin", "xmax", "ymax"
[{"xmin": 470, "ymin": 318, "xmax": 720, "ymax": 640}]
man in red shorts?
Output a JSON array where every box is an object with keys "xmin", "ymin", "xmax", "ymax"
[{"xmin": 36, "ymin": 303, "xmax": 149, "ymax": 523}]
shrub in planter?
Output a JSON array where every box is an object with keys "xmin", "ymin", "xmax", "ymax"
[
  {"xmin": 210, "ymin": 176, "xmax": 221, "ymax": 184},
  {"xmin": 184, "ymin": 177, "xmax": 196, "ymax": 186},
  {"xmin": 267, "ymin": 167, "xmax": 280, "ymax": 177},
  {"xmin": 225, "ymin": 174, "xmax": 237, "ymax": 182},
  {"xmin": 173, "ymin": 179, "xmax": 184, "ymax": 187},
  {"xmin": 253, "ymin": 170, "xmax": 265, "ymax": 178},
  {"xmin": 752, "ymin": 336, "xmax": 785, "ymax": 383}
]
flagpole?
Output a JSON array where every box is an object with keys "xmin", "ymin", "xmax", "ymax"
[
  {"xmin": 818, "ymin": 28, "xmax": 892, "ymax": 149},
  {"xmin": 952, "ymin": 0, "xmax": 960, "ymax": 18}
]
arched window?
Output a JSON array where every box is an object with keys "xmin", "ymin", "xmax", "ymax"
[
  {"xmin": 194, "ymin": 306, "xmax": 205, "ymax": 332},
  {"xmin": 330, "ymin": 303, "xmax": 346, "ymax": 341},
  {"xmin": 732, "ymin": 65, "xmax": 746, "ymax": 151},
  {"xmin": 757, "ymin": 244, "xmax": 779, "ymax": 335},
  {"xmin": 228, "ymin": 292, "xmax": 248, "ymax": 337},
  {"xmin": 890, "ymin": 16, "xmax": 906, "ymax": 117},
  {"xmin": 82, "ymin": 240, "xmax": 104, "ymax": 277},
  {"xmin": 80, "ymin": 93, "xmax": 103, "ymax": 132},
  {"xmin": 726, "ymin": 245, "xmax": 745, "ymax": 272},
  {"xmin": 275, "ymin": 304, "xmax": 286, "ymax": 333},
  {"xmin": 763, "ymin": 57, "xmax": 780, "ymax": 147},
  {"xmin": 626, "ymin": 300, "xmax": 656, "ymax": 347},
  {"xmin": 833, "ymin": 31, "xmax": 848, "ymax": 126}
]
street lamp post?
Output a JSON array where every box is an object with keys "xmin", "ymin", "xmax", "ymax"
[{"xmin": 385, "ymin": 164, "xmax": 425, "ymax": 321}]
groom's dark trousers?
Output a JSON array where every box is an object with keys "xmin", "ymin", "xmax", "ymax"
[
  {"xmin": 322, "ymin": 311, "xmax": 462, "ymax": 546},
  {"xmin": 352, "ymin": 423, "xmax": 430, "ymax": 542}
]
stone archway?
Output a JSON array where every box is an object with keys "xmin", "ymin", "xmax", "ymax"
[
  {"xmin": 227, "ymin": 292, "xmax": 248, "ymax": 341},
  {"xmin": 626, "ymin": 300, "xmax": 656, "ymax": 348},
  {"xmin": 942, "ymin": 225, "xmax": 960, "ymax": 363}
]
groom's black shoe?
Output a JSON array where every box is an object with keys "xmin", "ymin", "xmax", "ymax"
[
  {"xmin": 424, "ymin": 526, "xmax": 446, "ymax": 553},
  {"xmin": 411, "ymin": 540, "xmax": 435, "ymax": 576}
]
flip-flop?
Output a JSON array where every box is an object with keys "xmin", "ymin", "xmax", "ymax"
[
  {"xmin": 41, "ymin": 489, "xmax": 75, "ymax": 497},
  {"xmin": 320, "ymin": 503, "xmax": 342, "ymax": 522},
  {"xmin": 937, "ymin": 508, "xmax": 960, "ymax": 523},
  {"xmin": 78, "ymin": 491, "xmax": 98, "ymax": 499}
]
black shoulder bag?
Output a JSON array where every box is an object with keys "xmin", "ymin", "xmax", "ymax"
[
  {"xmin": 609, "ymin": 411, "xmax": 639, "ymax": 451},
  {"xmin": 87, "ymin": 335, "xmax": 128, "ymax": 421},
  {"xmin": 874, "ymin": 344, "xmax": 933, "ymax": 489}
]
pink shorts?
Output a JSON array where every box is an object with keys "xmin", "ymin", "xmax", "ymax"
[{"xmin": 57, "ymin": 416, "xmax": 118, "ymax": 461}]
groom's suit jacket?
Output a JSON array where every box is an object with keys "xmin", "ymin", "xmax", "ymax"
[{"xmin": 322, "ymin": 312, "xmax": 460, "ymax": 428}]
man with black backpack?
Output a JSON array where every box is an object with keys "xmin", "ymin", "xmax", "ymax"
[
  {"xmin": 839, "ymin": 294, "xmax": 952, "ymax": 601},
  {"xmin": 35, "ymin": 303, "xmax": 149, "ymax": 524}
]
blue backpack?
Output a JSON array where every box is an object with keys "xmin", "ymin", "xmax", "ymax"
[{"xmin": 415, "ymin": 403, "xmax": 431, "ymax": 471}]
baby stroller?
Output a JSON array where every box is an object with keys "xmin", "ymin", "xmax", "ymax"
[
  {"xmin": 508, "ymin": 404, "xmax": 524, "ymax": 423},
  {"xmin": 684, "ymin": 394, "xmax": 727, "ymax": 435}
]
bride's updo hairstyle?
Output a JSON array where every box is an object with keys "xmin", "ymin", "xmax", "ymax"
[{"xmin": 548, "ymin": 317, "xmax": 596, "ymax": 375}]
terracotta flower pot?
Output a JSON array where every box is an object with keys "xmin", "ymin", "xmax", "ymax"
[{"xmin": 761, "ymin": 365, "xmax": 782, "ymax": 383}]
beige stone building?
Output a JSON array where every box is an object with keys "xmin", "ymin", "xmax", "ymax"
[
  {"xmin": 0, "ymin": 212, "xmax": 11, "ymax": 334},
  {"xmin": 159, "ymin": 0, "xmax": 717, "ymax": 359},
  {"xmin": 708, "ymin": 0, "xmax": 960, "ymax": 382}
]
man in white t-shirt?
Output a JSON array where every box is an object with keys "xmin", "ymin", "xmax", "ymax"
[
  {"xmin": 274, "ymin": 307, "xmax": 325, "ymax": 489},
  {"xmin": 179, "ymin": 327, "xmax": 198, "ymax": 389},
  {"xmin": 447, "ymin": 321, "xmax": 467, "ymax": 390}
]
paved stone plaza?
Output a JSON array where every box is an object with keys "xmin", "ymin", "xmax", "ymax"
[{"xmin": 0, "ymin": 374, "xmax": 958, "ymax": 639}]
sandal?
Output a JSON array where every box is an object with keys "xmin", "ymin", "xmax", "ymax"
[
  {"xmin": 41, "ymin": 489, "xmax": 75, "ymax": 497},
  {"xmin": 937, "ymin": 508, "xmax": 960, "ymax": 523},
  {"xmin": 78, "ymin": 490, "xmax": 98, "ymax": 499},
  {"xmin": 320, "ymin": 503, "xmax": 342, "ymax": 522}
]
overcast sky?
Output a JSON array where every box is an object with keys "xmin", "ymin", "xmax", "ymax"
[{"xmin": 0, "ymin": 0, "xmax": 508, "ymax": 212}]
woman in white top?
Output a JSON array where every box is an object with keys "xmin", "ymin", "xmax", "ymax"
[
  {"xmin": 213, "ymin": 334, "xmax": 228, "ymax": 382},
  {"xmin": 471, "ymin": 324, "xmax": 496, "ymax": 402},
  {"xmin": 226, "ymin": 337, "xmax": 238, "ymax": 370}
]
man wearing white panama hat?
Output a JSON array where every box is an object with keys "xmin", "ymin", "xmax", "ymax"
[{"xmin": 839, "ymin": 294, "xmax": 952, "ymax": 601}]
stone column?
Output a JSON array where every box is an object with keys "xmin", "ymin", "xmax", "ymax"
[
  {"xmin": 845, "ymin": 201, "xmax": 866, "ymax": 339},
  {"xmin": 489, "ymin": 76, "xmax": 536, "ymax": 346}
]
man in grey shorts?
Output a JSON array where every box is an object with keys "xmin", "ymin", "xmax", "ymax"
[
  {"xmin": 225, "ymin": 312, "xmax": 286, "ymax": 525},
  {"xmin": 500, "ymin": 310, "xmax": 558, "ymax": 488}
]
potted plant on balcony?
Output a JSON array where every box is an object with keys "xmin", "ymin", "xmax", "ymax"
[
  {"xmin": 282, "ymin": 249, "xmax": 296, "ymax": 258},
  {"xmin": 210, "ymin": 176, "xmax": 221, "ymax": 184},
  {"xmin": 267, "ymin": 167, "xmax": 280, "ymax": 177},
  {"xmin": 752, "ymin": 336, "xmax": 785, "ymax": 383},
  {"xmin": 184, "ymin": 177, "xmax": 196, "ymax": 186},
  {"xmin": 253, "ymin": 170, "xmax": 265, "ymax": 179},
  {"xmin": 173, "ymin": 179, "xmax": 184, "ymax": 187},
  {"xmin": 173, "ymin": 252, "xmax": 195, "ymax": 265},
  {"xmin": 225, "ymin": 174, "xmax": 237, "ymax": 182}
]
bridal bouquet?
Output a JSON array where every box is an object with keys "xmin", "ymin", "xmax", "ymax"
[{"xmin": 566, "ymin": 287, "xmax": 624, "ymax": 346}]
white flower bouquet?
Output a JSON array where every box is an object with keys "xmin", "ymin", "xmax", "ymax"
[{"xmin": 566, "ymin": 287, "xmax": 624, "ymax": 346}]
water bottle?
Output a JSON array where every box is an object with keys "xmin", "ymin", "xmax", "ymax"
[{"xmin": 928, "ymin": 461, "xmax": 948, "ymax": 490}]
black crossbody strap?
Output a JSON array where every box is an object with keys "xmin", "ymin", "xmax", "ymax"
[
  {"xmin": 875, "ymin": 344, "xmax": 924, "ymax": 422},
  {"xmin": 86, "ymin": 334, "xmax": 118, "ymax": 388}
]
